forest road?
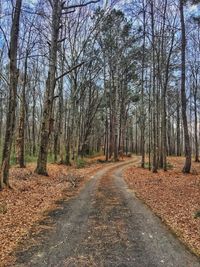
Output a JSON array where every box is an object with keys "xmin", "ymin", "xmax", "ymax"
[{"xmin": 15, "ymin": 158, "xmax": 200, "ymax": 267}]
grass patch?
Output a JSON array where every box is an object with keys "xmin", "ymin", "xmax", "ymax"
[
  {"xmin": 167, "ymin": 162, "xmax": 174, "ymax": 169},
  {"xmin": 47, "ymin": 153, "xmax": 55, "ymax": 164},
  {"xmin": 10, "ymin": 154, "xmax": 17, "ymax": 166},
  {"xmin": 76, "ymin": 158, "xmax": 87, "ymax": 168},
  {"xmin": 194, "ymin": 210, "xmax": 200, "ymax": 219},
  {"xmin": 144, "ymin": 162, "xmax": 151, "ymax": 169},
  {"xmin": 25, "ymin": 154, "xmax": 38, "ymax": 163}
]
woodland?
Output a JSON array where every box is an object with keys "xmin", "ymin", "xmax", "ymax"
[
  {"xmin": 1, "ymin": 0, "xmax": 200, "ymax": 265},
  {"xmin": 0, "ymin": 0, "xmax": 200, "ymax": 188}
]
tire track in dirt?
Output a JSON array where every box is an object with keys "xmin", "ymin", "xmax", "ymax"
[
  {"xmin": 60, "ymin": 161, "xmax": 200, "ymax": 267},
  {"xmin": 14, "ymin": 159, "xmax": 137, "ymax": 267},
  {"xmin": 14, "ymin": 157, "xmax": 200, "ymax": 267}
]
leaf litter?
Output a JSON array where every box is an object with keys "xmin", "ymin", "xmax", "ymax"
[
  {"xmin": 124, "ymin": 157, "xmax": 200, "ymax": 257},
  {"xmin": 0, "ymin": 158, "xmax": 104, "ymax": 267}
]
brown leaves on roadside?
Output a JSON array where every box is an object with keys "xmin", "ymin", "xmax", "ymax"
[
  {"xmin": 124, "ymin": 157, "xmax": 200, "ymax": 256},
  {"xmin": 0, "ymin": 161, "xmax": 103, "ymax": 267}
]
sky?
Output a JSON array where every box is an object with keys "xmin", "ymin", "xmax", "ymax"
[{"xmin": 19, "ymin": 0, "xmax": 200, "ymax": 16}]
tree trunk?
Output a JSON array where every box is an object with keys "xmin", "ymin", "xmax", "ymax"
[
  {"xmin": 35, "ymin": 1, "xmax": 61, "ymax": 175},
  {"xmin": 16, "ymin": 50, "xmax": 28, "ymax": 168},
  {"xmin": 151, "ymin": 0, "xmax": 158, "ymax": 173},
  {"xmin": 113, "ymin": 84, "xmax": 118, "ymax": 161},
  {"xmin": 194, "ymin": 81, "xmax": 199, "ymax": 162},
  {"xmin": 141, "ymin": 0, "xmax": 146, "ymax": 168},
  {"xmin": 1, "ymin": 0, "xmax": 22, "ymax": 189},
  {"xmin": 179, "ymin": 0, "xmax": 191, "ymax": 173},
  {"xmin": 135, "ymin": 109, "xmax": 138, "ymax": 155},
  {"xmin": 176, "ymin": 97, "xmax": 181, "ymax": 156}
]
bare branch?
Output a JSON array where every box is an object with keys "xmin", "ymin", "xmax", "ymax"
[
  {"xmin": 0, "ymin": 73, "xmax": 9, "ymax": 86},
  {"xmin": 62, "ymin": 9, "xmax": 76, "ymax": 15},
  {"xmin": 0, "ymin": 25, "xmax": 10, "ymax": 51},
  {"xmin": 63, "ymin": 0, "xmax": 100, "ymax": 10},
  {"xmin": 56, "ymin": 62, "xmax": 85, "ymax": 81},
  {"xmin": 58, "ymin": 37, "xmax": 67, "ymax": 43}
]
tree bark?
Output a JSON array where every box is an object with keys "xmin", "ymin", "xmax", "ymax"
[
  {"xmin": 176, "ymin": 95, "xmax": 181, "ymax": 156},
  {"xmin": 141, "ymin": 0, "xmax": 146, "ymax": 168},
  {"xmin": 16, "ymin": 50, "xmax": 29, "ymax": 168},
  {"xmin": 35, "ymin": 0, "xmax": 61, "ymax": 175},
  {"xmin": 193, "ymin": 80, "xmax": 199, "ymax": 162},
  {"xmin": 1, "ymin": 0, "xmax": 22, "ymax": 189},
  {"xmin": 179, "ymin": 0, "xmax": 191, "ymax": 173},
  {"xmin": 151, "ymin": 0, "xmax": 158, "ymax": 173}
]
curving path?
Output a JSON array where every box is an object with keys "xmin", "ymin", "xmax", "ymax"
[{"xmin": 15, "ymin": 159, "xmax": 200, "ymax": 267}]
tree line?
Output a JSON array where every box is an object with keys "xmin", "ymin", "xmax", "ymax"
[{"xmin": 0, "ymin": 0, "xmax": 200, "ymax": 189}]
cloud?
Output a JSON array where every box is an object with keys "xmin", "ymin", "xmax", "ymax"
[
  {"xmin": 114, "ymin": 0, "xmax": 132, "ymax": 9},
  {"xmin": 187, "ymin": 2, "xmax": 200, "ymax": 15},
  {"xmin": 189, "ymin": 4, "xmax": 198, "ymax": 12}
]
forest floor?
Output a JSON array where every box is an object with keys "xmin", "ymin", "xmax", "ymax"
[
  {"xmin": 0, "ymin": 156, "xmax": 108, "ymax": 266},
  {"xmin": 124, "ymin": 157, "xmax": 200, "ymax": 259},
  {"xmin": 1, "ymin": 156, "xmax": 200, "ymax": 266},
  {"xmin": 0, "ymin": 157, "xmax": 200, "ymax": 267}
]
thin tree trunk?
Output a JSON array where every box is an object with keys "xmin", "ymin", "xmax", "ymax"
[
  {"xmin": 194, "ymin": 81, "xmax": 199, "ymax": 162},
  {"xmin": 135, "ymin": 109, "xmax": 138, "ymax": 155},
  {"xmin": 16, "ymin": 50, "xmax": 29, "ymax": 168},
  {"xmin": 141, "ymin": 0, "xmax": 146, "ymax": 168},
  {"xmin": 179, "ymin": 0, "xmax": 191, "ymax": 173},
  {"xmin": 151, "ymin": 0, "xmax": 158, "ymax": 173},
  {"xmin": 176, "ymin": 95, "xmax": 181, "ymax": 156}
]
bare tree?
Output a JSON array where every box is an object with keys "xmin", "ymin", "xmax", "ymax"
[
  {"xmin": 0, "ymin": 0, "xmax": 22, "ymax": 189},
  {"xmin": 179, "ymin": 0, "xmax": 191, "ymax": 173}
]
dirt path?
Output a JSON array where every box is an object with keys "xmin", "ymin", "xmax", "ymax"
[{"xmin": 14, "ymin": 159, "xmax": 200, "ymax": 267}]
